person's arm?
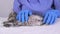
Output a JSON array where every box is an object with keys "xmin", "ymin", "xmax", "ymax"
[
  {"xmin": 54, "ymin": 0, "xmax": 60, "ymax": 18},
  {"xmin": 13, "ymin": 0, "xmax": 22, "ymax": 14}
]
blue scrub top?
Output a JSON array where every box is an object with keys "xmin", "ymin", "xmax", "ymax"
[
  {"xmin": 13, "ymin": 0, "xmax": 53, "ymax": 16},
  {"xmin": 54, "ymin": 0, "xmax": 60, "ymax": 10}
]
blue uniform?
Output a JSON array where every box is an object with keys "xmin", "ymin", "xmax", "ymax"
[
  {"xmin": 13, "ymin": 0, "xmax": 53, "ymax": 15},
  {"xmin": 13, "ymin": 0, "xmax": 60, "ymax": 25}
]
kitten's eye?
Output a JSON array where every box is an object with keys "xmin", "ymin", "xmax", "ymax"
[{"xmin": 37, "ymin": 20, "xmax": 41, "ymax": 21}]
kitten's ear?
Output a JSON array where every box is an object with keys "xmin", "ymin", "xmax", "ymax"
[{"xmin": 7, "ymin": 12, "xmax": 16, "ymax": 22}]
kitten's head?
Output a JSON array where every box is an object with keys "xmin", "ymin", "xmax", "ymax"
[{"xmin": 26, "ymin": 15, "xmax": 43, "ymax": 26}]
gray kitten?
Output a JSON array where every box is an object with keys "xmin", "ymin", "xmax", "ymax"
[{"xmin": 3, "ymin": 12, "xmax": 44, "ymax": 27}]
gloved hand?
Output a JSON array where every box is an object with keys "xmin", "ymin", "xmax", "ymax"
[
  {"xmin": 16, "ymin": 10, "xmax": 32, "ymax": 23},
  {"xmin": 43, "ymin": 10, "xmax": 60, "ymax": 25}
]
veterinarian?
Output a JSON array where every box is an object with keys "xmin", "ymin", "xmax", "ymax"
[{"xmin": 13, "ymin": 0, "xmax": 60, "ymax": 25}]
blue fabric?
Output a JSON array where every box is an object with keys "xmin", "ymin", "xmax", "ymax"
[
  {"xmin": 16, "ymin": 10, "xmax": 32, "ymax": 23},
  {"xmin": 13, "ymin": 0, "xmax": 20, "ymax": 13},
  {"xmin": 13, "ymin": 0, "xmax": 60, "ymax": 25},
  {"xmin": 43, "ymin": 10, "xmax": 60, "ymax": 25},
  {"xmin": 13, "ymin": 0, "xmax": 53, "ymax": 14},
  {"xmin": 54, "ymin": 0, "xmax": 60, "ymax": 10}
]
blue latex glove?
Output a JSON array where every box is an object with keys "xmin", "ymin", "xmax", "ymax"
[
  {"xmin": 16, "ymin": 10, "xmax": 32, "ymax": 23},
  {"xmin": 43, "ymin": 10, "xmax": 60, "ymax": 25}
]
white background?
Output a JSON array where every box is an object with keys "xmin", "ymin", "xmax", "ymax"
[
  {"xmin": 0, "ymin": 17, "xmax": 60, "ymax": 34},
  {"xmin": 0, "ymin": 0, "xmax": 14, "ymax": 17}
]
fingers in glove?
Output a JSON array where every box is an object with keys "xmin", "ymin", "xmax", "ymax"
[
  {"xmin": 25, "ymin": 11, "xmax": 29, "ymax": 22},
  {"xmin": 21, "ymin": 12, "xmax": 25, "ymax": 23},
  {"xmin": 43, "ymin": 13, "xmax": 49, "ymax": 24},
  {"xmin": 46, "ymin": 14, "xmax": 52, "ymax": 24},
  {"xmin": 49, "ymin": 15, "xmax": 57, "ymax": 25}
]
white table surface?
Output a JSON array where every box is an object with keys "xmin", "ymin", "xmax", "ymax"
[{"xmin": 0, "ymin": 17, "xmax": 60, "ymax": 34}]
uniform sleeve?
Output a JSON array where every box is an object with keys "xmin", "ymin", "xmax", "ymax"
[
  {"xmin": 13, "ymin": 0, "xmax": 22, "ymax": 14},
  {"xmin": 54, "ymin": 0, "xmax": 60, "ymax": 17}
]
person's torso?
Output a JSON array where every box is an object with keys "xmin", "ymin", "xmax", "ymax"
[
  {"xmin": 54, "ymin": 0, "xmax": 60, "ymax": 10},
  {"xmin": 18, "ymin": 0, "xmax": 53, "ymax": 16}
]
